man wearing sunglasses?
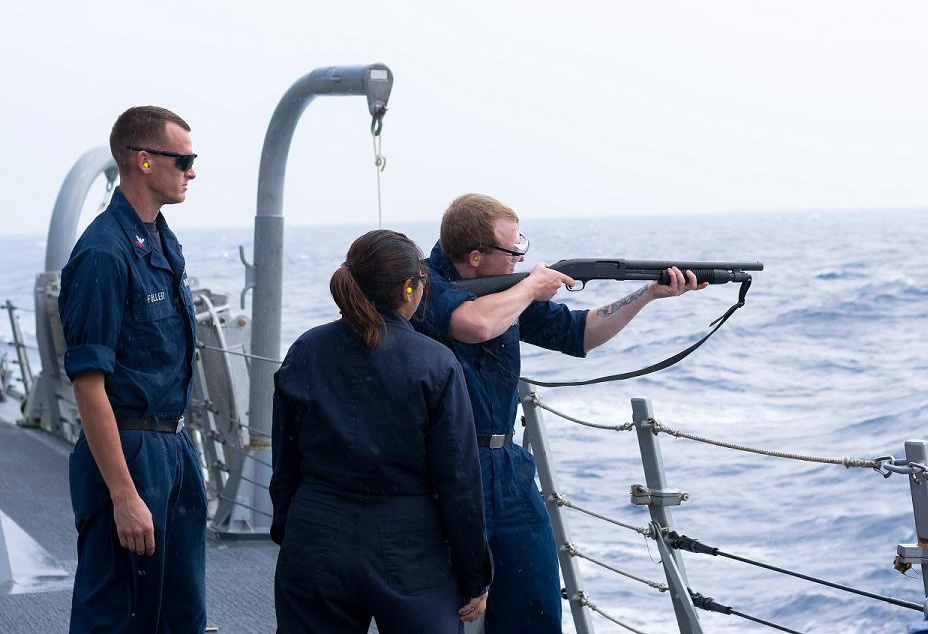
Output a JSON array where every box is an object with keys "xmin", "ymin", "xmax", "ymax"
[
  {"xmin": 59, "ymin": 106, "xmax": 206, "ymax": 633},
  {"xmin": 414, "ymin": 193, "xmax": 706, "ymax": 634}
]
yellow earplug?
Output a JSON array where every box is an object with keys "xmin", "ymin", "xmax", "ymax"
[
  {"xmin": 406, "ymin": 287, "xmax": 413, "ymax": 294},
  {"xmin": 473, "ymin": 255, "xmax": 479, "ymax": 261},
  {"xmin": 143, "ymin": 161, "xmax": 150, "ymax": 168}
]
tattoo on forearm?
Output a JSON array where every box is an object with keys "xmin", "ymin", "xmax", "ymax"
[{"xmin": 596, "ymin": 285, "xmax": 647, "ymax": 317}]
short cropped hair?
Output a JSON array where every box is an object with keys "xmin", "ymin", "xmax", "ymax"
[
  {"xmin": 439, "ymin": 193, "xmax": 519, "ymax": 262},
  {"xmin": 110, "ymin": 106, "xmax": 190, "ymax": 173}
]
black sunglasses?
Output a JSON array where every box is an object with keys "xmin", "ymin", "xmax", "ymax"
[{"xmin": 127, "ymin": 146, "xmax": 197, "ymax": 172}]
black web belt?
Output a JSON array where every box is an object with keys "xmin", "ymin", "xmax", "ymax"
[{"xmin": 116, "ymin": 416, "xmax": 185, "ymax": 433}]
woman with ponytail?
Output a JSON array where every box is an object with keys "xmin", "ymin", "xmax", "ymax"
[{"xmin": 270, "ymin": 230, "xmax": 492, "ymax": 634}]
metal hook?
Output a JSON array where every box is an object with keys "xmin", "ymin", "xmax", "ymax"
[{"xmin": 370, "ymin": 110, "xmax": 384, "ymax": 137}]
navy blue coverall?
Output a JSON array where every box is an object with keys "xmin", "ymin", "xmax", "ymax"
[
  {"xmin": 413, "ymin": 243, "xmax": 588, "ymax": 634},
  {"xmin": 270, "ymin": 308, "xmax": 493, "ymax": 634},
  {"xmin": 59, "ymin": 188, "xmax": 206, "ymax": 633}
]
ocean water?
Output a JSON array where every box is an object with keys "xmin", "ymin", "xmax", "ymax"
[{"xmin": 2, "ymin": 209, "xmax": 927, "ymax": 634}]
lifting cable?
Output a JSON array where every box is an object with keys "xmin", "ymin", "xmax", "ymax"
[
  {"xmin": 668, "ymin": 532, "xmax": 923, "ymax": 612},
  {"xmin": 370, "ymin": 108, "xmax": 386, "ymax": 229}
]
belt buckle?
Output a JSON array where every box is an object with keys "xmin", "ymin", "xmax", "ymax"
[
  {"xmin": 488, "ymin": 433, "xmax": 506, "ymax": 449},
  {"xmin": 174, "ymin": 416, "xmax": 185, "ymax": 434}
]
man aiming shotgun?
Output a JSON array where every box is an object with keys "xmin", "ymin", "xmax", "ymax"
[{"xmin": 412, "ymin": 193, "xmax": 761, "ymax": 633}]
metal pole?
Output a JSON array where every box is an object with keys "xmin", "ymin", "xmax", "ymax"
[
  {"xmin": 904, "ymin": 441, "xmax": 928, "ymax": 599},
  {"xmin": 520, "ymin": 383, "xmax": 596, "ymax": 634},
  {"xmin": 631, "ymin": 398, "xmax": 702, "ymax": 634},
  {"xmin": 246, "ymin": 64, "xmax": 393, "ymax": 531},
  {"xmin": 4, "ymin": 301, "xmax": 32, "ymax": 394},
  {"xmin": 652, "ymin": 521, "xmax": 704, "ymax": 630}
]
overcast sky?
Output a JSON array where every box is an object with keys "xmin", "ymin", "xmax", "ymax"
[{"xmin": 1, "ymin": 1, "xmax": 926, "ymax": 236}]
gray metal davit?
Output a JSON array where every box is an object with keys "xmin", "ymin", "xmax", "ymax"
[
  {"xmin": 45, "ymin": 148, "xmax": 118, "ymax": 272},
  {"xmin": 231, "ymin": 64, "xmax": 394, "ymax": 535},
  {"xmin": 28, "ymin": 148, "xmax": 117, "ymax": 441}
]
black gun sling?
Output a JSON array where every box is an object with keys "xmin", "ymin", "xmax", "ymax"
[{"xmin": 485, "ymin": 278, "xmax": 752, "ymax": 388}]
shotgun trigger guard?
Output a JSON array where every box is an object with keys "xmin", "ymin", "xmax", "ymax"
[{"xmin": 567, "ymin": 280, "xmax": 585, "ymax": 291}]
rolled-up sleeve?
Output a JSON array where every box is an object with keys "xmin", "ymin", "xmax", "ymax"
[
  {"xmin": 59, "ymin": 249, "xmax": 128, "ymax": 380},
  {"xmin": 520, "ymin": 300, "xmax": 588, "ymax": 358}
]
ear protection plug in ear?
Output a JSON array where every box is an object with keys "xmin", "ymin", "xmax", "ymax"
[
  {"xmin": 143, "ymin": 161, "xmax": 150, "ymax": 168},
  {"xmin": 473, "ymin": 255, "xmax": 479, "ymax": 261},
  {"xmin": 406, "ymin": 287, "xmax": 413, "ymax": 294}
]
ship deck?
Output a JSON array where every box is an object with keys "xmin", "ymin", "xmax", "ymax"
[{"xmin": 0, "ymin": 397, "xmax": 278, "ymax": 633}]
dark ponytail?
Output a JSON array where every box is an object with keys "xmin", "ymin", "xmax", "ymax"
[{"xmin": 330, "ymin": 230, "xmax": 425, "ymax": 347}]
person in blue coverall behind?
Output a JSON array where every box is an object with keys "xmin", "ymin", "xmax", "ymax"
[
  {"xmin": 58, "ymin": 106, "xmax": 206, "ymax": 633},
  {"xmin": 270, "ymin": 229, "xmax": 494, "ymax": 634},
  {"xmin": 413, "ymin": 193, "xmax": 709, "ymax": 633}
]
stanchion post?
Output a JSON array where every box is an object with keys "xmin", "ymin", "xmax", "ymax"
[
  {"xmin": 631, "ymin": 397, "xmax": 702, "ymax": 634},
  {"xmin": 520, "ymin": 383, "xmax": 596, "ymax": 634},
  {"xmin": 903, "ymin": 441, "xmax": 928, "ymax": 600},
  {"xmin": 4, "ymin": 301, "xmax": 32, "ymax": 394}
]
